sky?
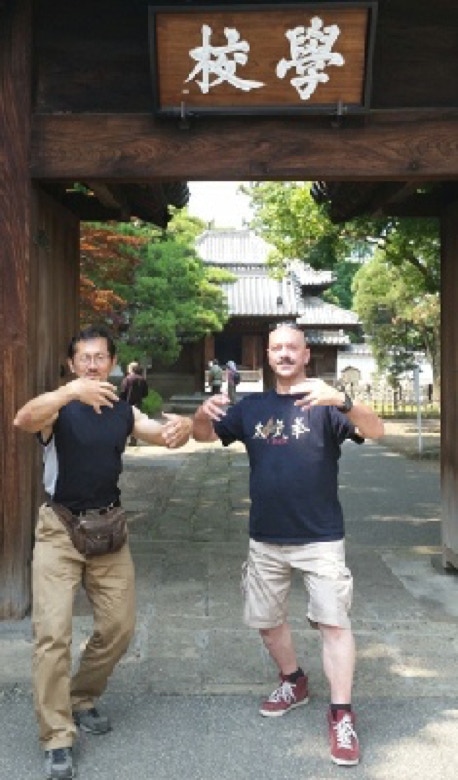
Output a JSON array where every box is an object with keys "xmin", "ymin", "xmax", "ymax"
[{"xmin": 187, "ymin": 181, "xmax": 253, "ymax": 229}]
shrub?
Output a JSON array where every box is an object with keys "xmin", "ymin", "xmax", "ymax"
[{"xmin": 141, "ymin": 389, "xmax": 163, "ymax": 417}]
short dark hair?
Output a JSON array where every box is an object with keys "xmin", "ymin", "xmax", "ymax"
[{"xmin": 67, "ymin": 326, "xmax": 116, "ymax": 360}]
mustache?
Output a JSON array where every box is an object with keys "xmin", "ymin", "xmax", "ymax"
[{"xmin": 277, "ymin": 358, "xmax": 295, "ymax": 365}]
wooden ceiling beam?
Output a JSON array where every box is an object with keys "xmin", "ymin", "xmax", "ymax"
[
  {"xmin": 380, "ymin": 193, "xmax": 442, "ymax": 218},
  {"xmin": 31, "ymin": 110, "xmax": 458, "ymax": 182},
  {"xmin": 86, "ymin": 181, "xmax": 130, "ymax": 219},
  {"xmin": 40, "ymin": 181, "xmax": 187, "ymax": 226},
  {"xmin": 379, "ymin": 184, "xmax": 458, "ymax": 218},
  {"xmin": 317, "ymin": 181, "xmax": 458, "ymax": 221},
  {"xmin": 41, "ymin": 187, "xmax": 123, "ymax": 221}
]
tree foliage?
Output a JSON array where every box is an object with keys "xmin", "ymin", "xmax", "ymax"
[
  {"xmin": 243, "ymin": 181, "xmax": 441, "ymax": 383},
  {"xmin": 352, "ymin": 220, "xmax": 440, "ymax": 386},
  {"xmin": 80, "ymin": 225, "xmax": 143, "ymax": 332},
  {"xmin": 128, "ymin": 232, "xmax": 231, "ymax": 365},
  {"xmin": 242, "ymin": 181, "xmax": 368, "ymax": 314},
  {"xmin": 243, "ymin": 182, "xmax": 341, "ymax": 271},
  {"xmin": 80, "ymin": 209, "xmax": 231, "ymax": 367}
]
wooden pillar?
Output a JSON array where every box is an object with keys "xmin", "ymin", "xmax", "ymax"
[
  {"xmin": 0, "ymin": 0, "xmax": 33, "ymax": 617},
  {"xmin": 440, "ymin": 200, "xmax": 458, "ymax": 570}
]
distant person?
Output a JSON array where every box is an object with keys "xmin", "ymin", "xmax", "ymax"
[
  {"xmin": 120, "ymin": 362, "xmax": 149, "ymax": 445},
  {"xmin": 206, "ymin": 360, "xmax": 213, "ymax": 389},
  {"xmin": 208, "ymin": 358, "xmax": 223, "ymax": 395},
  {"xmin": 13, "ymin": 325, "xmax": 192, "ymax": 780},
  {"xmin": 226, "ymin": 360, "xmax": 240, "ymax": 404},
  {"xmin": 193, "ymin": 322, "xmax": 384, "ymax": 767}
]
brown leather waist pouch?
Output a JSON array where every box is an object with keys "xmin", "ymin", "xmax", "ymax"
[{"xmin": 49, "ymin": 502, "xmax": 127, "ymax": 557}]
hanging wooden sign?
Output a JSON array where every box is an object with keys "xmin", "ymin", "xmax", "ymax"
[{"xmin": 149, "ymin": 3, "xmax": 377, "ymax": 117}]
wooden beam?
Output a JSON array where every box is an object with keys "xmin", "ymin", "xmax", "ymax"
[
  {"xmin": 54, "ymin": 191, "xmax": 125, "ymax": 221},
  {"xmin": 86, "ymin": 181, "xmax": 130, "ymax": 219},
  {"xmin": 0, "ymin": 0, "xmax": 33, "ymax": 618},
  {"xmin": 379, "ymin": 192, "xmax": 446, "ymax": 218},
  {"xmin": 314, "ymin": 178, "xmax": 458, "ymax": 220},
  {"xmin": 365, "ymin": 181, "xmax": 428, "ymax": 217},
  {"xmin": 31, "ymin": 110, "xmax": 458, "ymax": 182},
  {"xmin": 40, "ymin": 183, "xmax": 176, "ymax": 226},
  {"xmin": 338, "ymin": 182, "xmax": 448, "ymax": 220},
  {"xmin": 441, "ymin": 199, "xmax": 458, "ymax": 570}
]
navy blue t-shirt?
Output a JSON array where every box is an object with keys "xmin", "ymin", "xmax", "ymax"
[
  {"xmin": 213, "ymin": 390, "xmax": 357, "ymax": 544},
  {"xmin": 42, "ymin": 399, "xmax": 133, "ymax": 512}
]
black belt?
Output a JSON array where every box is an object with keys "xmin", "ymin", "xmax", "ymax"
[{"xmin": 68, "ymin": 499, "xmax": 121, "ymax": 518}]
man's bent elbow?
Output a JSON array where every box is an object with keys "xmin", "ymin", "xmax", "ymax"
[{"xmin": 13, "ymin": 412, "xmax": 37, "ymax": 433}]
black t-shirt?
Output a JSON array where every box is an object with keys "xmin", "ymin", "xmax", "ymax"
[
  {"xmin": 42, "ymin": 399, "xmax": 133, "ymax": 512},
  {"xmin": 213, "ymin": 390, "xmax": 357, "ymax": 544}
]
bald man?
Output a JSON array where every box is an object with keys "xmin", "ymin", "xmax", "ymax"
[{"xmin": 193, "ymin": 322, "xmax": 384, "ymax": 767}]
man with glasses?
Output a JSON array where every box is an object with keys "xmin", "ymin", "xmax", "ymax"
[
  {"xmin": 14, "ymin": 325, "xmax": 192, "ymax": 780},
  {"xmin": 193, "ymin": 322, "xmax": 384, "ymax": 767}
]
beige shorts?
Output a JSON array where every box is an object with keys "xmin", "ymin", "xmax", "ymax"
[{"xmin": 241, "ymin": 538, "xmax": 353, "ymax": 630}]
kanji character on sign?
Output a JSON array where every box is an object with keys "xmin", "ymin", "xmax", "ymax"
[
  {"xmin": 185, "ymin": 24, "xmax": 265, "ymax": 94},
  {"xmin": 276, "ymin": 16, "xmax": 344, "ymax": 100}
]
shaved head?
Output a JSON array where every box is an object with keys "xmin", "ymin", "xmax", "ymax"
[
  {"xmin": 267, "ymin": 324, "xmax": 310, "ymax": 388},
  {"xmin": 268, "ymin": 323, "xmax": 306, "ymax": 348}
]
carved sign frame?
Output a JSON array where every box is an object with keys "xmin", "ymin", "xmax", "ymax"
[{"xmin": 149, "ymin": 2, "xmax": 378, "ymax": 118}]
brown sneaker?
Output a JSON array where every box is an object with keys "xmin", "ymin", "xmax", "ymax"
[
  {"xmin": 328, "ymin": 709, "xmax": 360, "ymax": 766},
  {"xmin": 259, "ymin": 673, "xmax": 309, "ymax": 717}
]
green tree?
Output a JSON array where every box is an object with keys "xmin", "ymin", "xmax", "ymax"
[
  {"xmin": 243, "ymin": 181, "xmax": 368, "ymax": 308},
  {"xmin": 244, "ymin": 182, "xmax": 341, "ymax": 271},
  {"xmin": 243, "ymin": 182, "xmax": 440, "ymax": 384},
  {"xmin": 127, "ymin": 235, "xmax": 231, "ymax": 365},
  {"xmin": 352, "ymin": 226, "xmax": 440, "ymax": 390},
  {"xmin": 80, "ymin": 210, "xmax": 232, "ymax": 366}
]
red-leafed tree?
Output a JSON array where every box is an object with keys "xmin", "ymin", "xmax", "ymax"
[{"xmin": 80, "ymin": 224, "xmax": 145, "ymax": 334}]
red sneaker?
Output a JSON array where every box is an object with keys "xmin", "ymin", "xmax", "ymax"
[
  {"xmin": 259, "ymin": 674, "xmax": 309, "ymax": 717},
  {"xmin": 328, "ymin": 709, "xmax": 360, "ymax": 766}
]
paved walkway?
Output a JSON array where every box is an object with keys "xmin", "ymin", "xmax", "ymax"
[{"xmin": 1, "ymin": 438, "xmax": 457, "ymax": 779}]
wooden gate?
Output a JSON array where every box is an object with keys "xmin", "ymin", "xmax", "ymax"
[{"xmin": 1, "ymin": 0, "xmax": 458, "ymax": 616}]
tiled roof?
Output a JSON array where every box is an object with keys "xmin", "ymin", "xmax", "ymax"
[
  {"xmin": 197, "ymin": 229, "xmax": 359, "ymax": 329},
  {"xmin": 197, "ymin": 229, "xmax": 333, "ymax": 286},
  {"xmin": 220, "ymin": 270, "xmax": 358, "ymax": 327},
  {"xmin": 306, "ymin": 330, "xmax": 351, "ymax": 346},
  {"xmin": 290, "ymin": 261, "xmax": 334, "ymax": 287},
  {"xmin": 196, "ymin": 228, "xmax": 271, "ymax": 263},
  {"xmin": 297, "ymin": 297, "xmax": 359, "ymax": 326},
  {"xmin": 221, "ymin": 266, "xmax": 298, "ymax": 317}
]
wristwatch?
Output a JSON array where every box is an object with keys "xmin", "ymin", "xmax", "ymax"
[{"xmin": 336, "ymin": 393, "xmax": 353, "ymax": 413}]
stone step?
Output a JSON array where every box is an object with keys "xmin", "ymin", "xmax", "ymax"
[{"xmin": 164, "ymin": 392, "xmax": 254, "ymax": 414}]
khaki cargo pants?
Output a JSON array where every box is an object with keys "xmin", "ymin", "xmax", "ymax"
[{"xmin": 32, "ymin": 504, "xmax": 136, "ymax": 750}]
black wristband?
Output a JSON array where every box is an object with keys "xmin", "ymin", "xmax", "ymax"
[{"xmin": 336, "ymin": 393, "xmax": 353, "ymax": 413}]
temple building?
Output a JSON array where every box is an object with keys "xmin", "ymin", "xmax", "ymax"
[{"xmin": 197, "ymin": 228, "xmax": 360, "ymax": 385}]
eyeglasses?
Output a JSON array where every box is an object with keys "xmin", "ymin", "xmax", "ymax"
[
  {"xmin": 269, "ymin": 321, "xmax": 303, "ymax": 331},
  {"xmin": 75, "ymin": 353, "xmax": 111, "ymax": 365}
]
